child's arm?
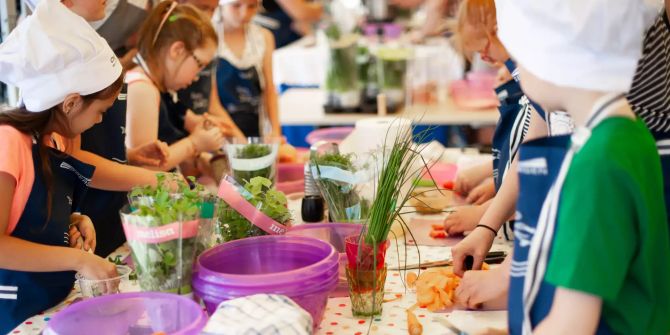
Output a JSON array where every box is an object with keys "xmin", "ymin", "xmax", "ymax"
[
  {"xmin": 534, "ymin": 288, "xmax": 602, "ymax": 335},
  {"xmin": 208, "ymin": 73, "xmax": 246, "ymax": 139},
  {"xmin": 452, "ymin": 109, "xmax": 548, "ymax": 276},
  {"xmin": 0, "ymin": 173, "xmax": 116, "ymax": 280},
  {"xmin": 126, "ymin": 79, "xmax": 223, "ymax": 171},
  {"xmin": 275, "ymin": 0, "xmax": 323, "ymax": 22},
  {"xmin": 261, "ymin": 28, "xmax": 282, "ymax": 138},
  {"xmin": 69, "ymin": 149, "xmax": 159, "ymax": 190},
  {"xmin": 454, "ymin": 161, "xmax": 493, "ymax": 195}
]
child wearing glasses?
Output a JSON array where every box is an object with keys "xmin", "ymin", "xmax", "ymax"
[{"xmin": 125, "ymin": 2, "xmax": 232, "ymax": 172}]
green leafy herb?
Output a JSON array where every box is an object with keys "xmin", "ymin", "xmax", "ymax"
[
  {"xmin": 124, "ymin": 173, "xmax": 204, "ymax": 294},
  {"xmin": 312, "ymin": 152, "xmax": 370, "ymax": 222},
  {"xmin": 232, "ymin": 144, "xmax": 274, "ymax": 184},
  {"xmin": 216, "ymin": 177, "xmax": 292, "ymax": 242}
]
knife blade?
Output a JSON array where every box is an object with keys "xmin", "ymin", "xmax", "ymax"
[
  {"xmin": 388, "ymin": 251, "xmax": 506, "ymax": 271},
  {"xmin": 434, "ymin": 316, "xmax": 469, "ymax": 335}
]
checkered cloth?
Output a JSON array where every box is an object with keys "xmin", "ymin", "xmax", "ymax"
[{"xmin": 201, "ymin": 294, "xmax": 313, "ymax": 335}]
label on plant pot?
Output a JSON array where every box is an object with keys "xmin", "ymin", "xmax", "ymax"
[
  {"xmin": 122, "ymin": 220, "xmax": 199, "ymax": 243},
  {"xmin": 217, "ymin": 178, "xmax": 288, "ymax": 235}
]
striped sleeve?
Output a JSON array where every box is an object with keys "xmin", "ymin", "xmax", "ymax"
[{"xmin": 628, "ymin": 12, "xmax": 670, "ymax": 133}]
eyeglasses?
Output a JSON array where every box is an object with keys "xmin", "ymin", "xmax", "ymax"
[{"xmin": 190, "ymin": 52, "xmax": 207, "ymax": 70}]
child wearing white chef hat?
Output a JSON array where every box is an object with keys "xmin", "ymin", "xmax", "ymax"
[
  {"xmin": 496, "ymin": 0, "xmax": 670, "ymax": 334},
  {"xmin": 0, "ymin": 0, "xmax": 121, "ymax": 331}
]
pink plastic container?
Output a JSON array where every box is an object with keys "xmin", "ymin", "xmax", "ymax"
[
  {"xmin": 286, "ymin": 223, "xmax": 364, "ymax": 297},
  {"xmin": 305, "ymin": 127, "xmax": 354, "ymax": 146},
  {"xmin": 450, "ymin": 71, "xmax": 498, "ymax": 110},
  {"xmin": 192, "ymin": 236, "xmax": 338, "ymax": 329},
  {"xmin": 277, "ymin": 163, "xmax": 305, "ymax": 194},
  {"xmin": 44, "ymin": 292, "xmax": 207, "ymax": 335}
]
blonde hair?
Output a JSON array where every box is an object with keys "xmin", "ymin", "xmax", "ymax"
[
  {"xmin": 136, "ymin": 1, "xmax": 218, "ymax": 91},
  {"xmin": 454, "ymin": 0, "xmax": 497, "ymax": 56}
]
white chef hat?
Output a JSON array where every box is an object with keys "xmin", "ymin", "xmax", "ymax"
[
  {"xmin": 497, "ymin": 0, "xmax": 657, "ymax": 92},
  {"xmin": 0, "ymin": 0, "xmax": 122, "ymax": 112}
]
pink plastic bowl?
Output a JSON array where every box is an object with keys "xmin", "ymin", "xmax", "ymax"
[{"xmin": 305, "ymin": 127, "xmax": 354, "ymax": 146}]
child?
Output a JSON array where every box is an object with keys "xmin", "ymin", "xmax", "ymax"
[
  {"xmin": 0, "ymin": 0, "xmax": 121, "ymax": 331},
  {"xmin": 499, "ymin": 0, "xmax": 670, "ymax": 333},
  {"xmin": 445, "ymin": 0, "xmax": 547, "ymax": 241},
  {"xmin": 126, "ymin": 2, "xmax": 226, "ymax": 171},
  {"xmin": 177, "ymin": 0, "xmax": 246, "ymax": 140},
  {"xmin": 213, "ymin": 0, "xmax": 282, "ymax": 138}
]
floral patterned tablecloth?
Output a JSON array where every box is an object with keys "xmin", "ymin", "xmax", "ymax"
[{"xmin": 11, "ymin": 232, "xmax": 512, "ymax": 335}]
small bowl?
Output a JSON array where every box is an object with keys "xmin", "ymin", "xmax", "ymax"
[
  {"xmin": 76, "ymin": 265, "xmax": 132, "ymax": 298},
  {"xmin": 410, "ymin": 187, "xmax": 453, "ymax": 214}
]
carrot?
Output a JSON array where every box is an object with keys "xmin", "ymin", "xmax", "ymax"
[
  {"xmin": 443, "ymin": 180, "xmax": 455, "ymax": 190},
  {"xmin": 407, "ymin": 308, "xmax": 423, "ymax": 335},
  {"xmin": 431, "ymin": 224, "xmax": 445, "ymax": 231},
  {"xmin": 429, "ymin": 230, "xmax": 448, "ymax": 239},
  {"xmin": 406, "ymin": 272, "xmax": 418, "ymax": 288}
]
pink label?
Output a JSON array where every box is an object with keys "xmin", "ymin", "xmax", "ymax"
[
  {"xmin": 122, "ymin": 220, "xmax": 199, "ymax": 243},
  {"xmin": 217, "ymin": 179, "xmax": 288, "ymax": 235}
]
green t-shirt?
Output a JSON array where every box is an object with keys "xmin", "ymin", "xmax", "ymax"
[{"xmin": 545, "ymin": 117, "xmax": 670, "ymax": 335}]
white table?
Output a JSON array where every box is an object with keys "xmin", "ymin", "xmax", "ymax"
[{"xmin": 279, "ymin": 88, "xmax": 499, "ymax": 127}]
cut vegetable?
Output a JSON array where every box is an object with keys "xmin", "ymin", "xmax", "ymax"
[
  {"xmin": 406, "ymin": 308, "xmax": 423, "ymax": 335},
  {"xmin": 429, "ymin": 230, "xmax": 448, "ymax": 239},
  {"xmin": 431, "ymin": 224, "xmax": 445, "ymax": 231},
  {"xmin": 406, "ymin": 272, "xmax": 418, "ymax": 288}
]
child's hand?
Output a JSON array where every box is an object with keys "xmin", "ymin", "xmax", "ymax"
[
  {"xmin": 127, "ymin": 140, "xmax": 169, "ymax": 168},
  {"xmin": 454, "ymin": 164, "xmax": 491, "ymax": 195},
  {"xmin": 466, "ymin": 178, "xmax": 495, "ymax": 205},
  {"xmin": 190, "ymin": 124, "xmax": 223, "ymax": 153},
  {"xmin": 203, "ymin": 114, "xmax": 235, "ymax": 138},
  {"xmin": 451, "ymin": 227, "xmax": 496, "ymax": 277},
  {"xmin": 70, "ymin": 213, "xmax": 96, "ymax": 252},
  {"xmin": 443, "ymin": 205, "xmax": 486, "ymax": 235},
  {"xmin": 476, "ymin": 328, "xmax": 508, "ymax": 335},
  {"xmin": 78, "ymin": 253, "xmax": 118, "ymax": 282},
  {"xmin": 455, "ymin": 267, "xmax": 508, "ymax": 310}
]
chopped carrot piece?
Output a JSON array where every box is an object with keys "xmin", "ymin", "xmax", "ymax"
[
  {"xmin": 431, "ymin": 224, "xmax": 445, "ymax": 231},
  {"xmin": 406, "ymin": 272, "xmax": 418, "ymax": 288},
  {"xmin": 429, "ymin": 230, "xmax": 448, "ymax": 239},
  {"xmin": 407, "ymin": 309, "xmax": 423, "ymax": 335}
]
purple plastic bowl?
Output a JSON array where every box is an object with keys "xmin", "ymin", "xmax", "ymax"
[
  {"xmin": 286, "ymin": 223, "xmax": 363, "ymax": 297},
  {"xmin": 44, "ymin": 292, "xmax": 207, "ymax": 335},
  {"xmin": 192, "ymin": 235, "xmax": 339, "ymax": 329}
]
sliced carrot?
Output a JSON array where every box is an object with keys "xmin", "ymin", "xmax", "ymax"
[
  {"xmin": 407, "ymin": 309, "xmax": 423, "ymax": 335},
  {"xmin": 431, "ymin": 224, "xmax": 445, "ymax": 231},
  {"xmin": 406, "ymin": 272, "xmax": 418, "ymax": 288},
  {"xmin": 482, "ymin": 262, "xmax": 490, "ymax": 270},
  {"xmin": 429, "ymin": 230, "xmax": 448, "ymax": 239}
]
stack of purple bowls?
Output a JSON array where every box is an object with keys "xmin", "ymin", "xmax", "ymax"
[{"xmin": 192, "ymin": 235, "xmax": 339, "ymax": 330}]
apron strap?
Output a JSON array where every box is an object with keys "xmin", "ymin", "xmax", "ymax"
[{"xmin": 521, "ymin": 93, "xmax": 628, "ymax": 335}]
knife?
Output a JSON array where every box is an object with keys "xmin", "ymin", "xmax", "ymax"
[
  {"xmin": 434, "ymin": 316, "xmax": 469, "ymax": 335},
  {"xmin": 388, "ymin": 251, "xmax": 506, "ymax": 271}
]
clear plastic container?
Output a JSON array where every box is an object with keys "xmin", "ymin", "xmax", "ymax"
[
  {"xmin": 76, "ymin": 265, "xmax": 132, "ymax": 298},
  {"xmin": 224, "ymin": 137, "xmax": 280, "ymax": 185}
]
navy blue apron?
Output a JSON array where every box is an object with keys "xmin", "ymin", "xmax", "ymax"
[
  {"xmin": 505, "ymin": 59, "xmax": 547, "ymax": 122},
  {"xmin": 492, "ymin": 78, "xmax": 529, "ymax": 191},
  {"xmin": 491, "ymin": 78, "xmax": 530, "ymax": 240},
  {"xmin": 651, "ymin": 131, "xmax": 670, "ymax": 227},
  {"xmin": 134, "ymin": 54, "xmax": 189, "ymax": 145},
  {"xmin": 216, "ymin": 57, "xmax": 262, "ymax": 137},
  {"xmin": 79, "ymin": 85, "xmax": 129, "ymax": 257},
  {"xmin": 508, "ymin": 95, "xmax": 624, "ymax": 335},
  {"xmin": 258, "ymin": 0, "xmax": 302, "ymax": 48},
  {"xmin": 0, "ymin": 143, "xmax": 95, "ymax": 333},
  {"xmin": 177, "ymin": 62, "xmax": 216, "ymax": 116}
]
